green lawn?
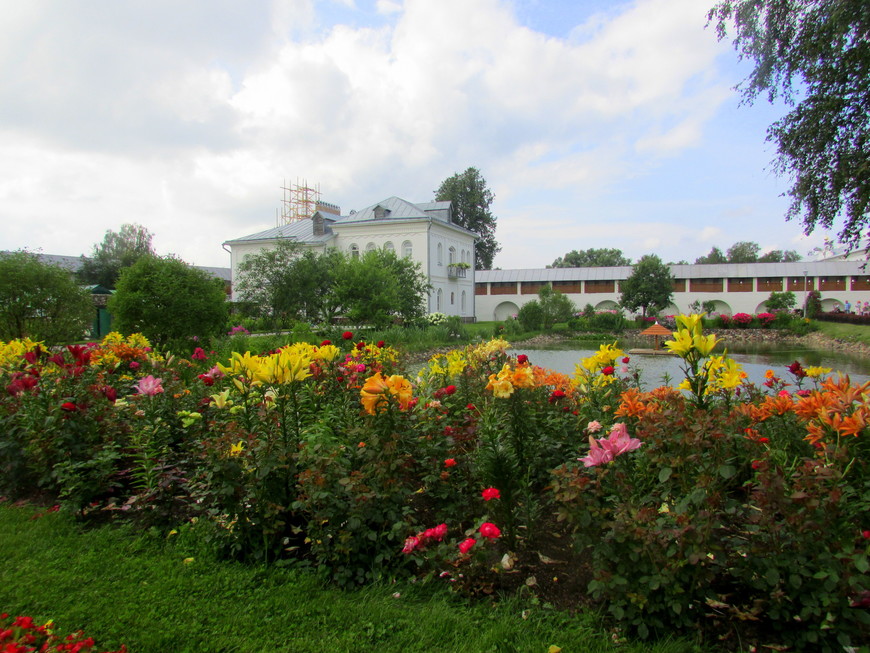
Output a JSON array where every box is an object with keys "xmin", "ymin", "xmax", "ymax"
[
  {"xmin": 813, "ymin": 319, "xmax": 870, "ymax": 346},
  {"xmin": 0, "ymin": 503, "xmax": 697, "ymax": 653}
]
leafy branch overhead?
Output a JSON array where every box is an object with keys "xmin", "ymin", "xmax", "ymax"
[{"xmin": 709, "ymin": 0, "xmax": 870, "ymax": 252}]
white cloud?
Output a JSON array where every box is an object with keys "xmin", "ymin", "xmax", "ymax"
[{"xmin": 0, "ymin": 0, "xmax": 812, "ymax": 268}]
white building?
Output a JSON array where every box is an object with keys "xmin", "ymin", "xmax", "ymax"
[
  {"xmin": 223, "ymin": 196, "xmax": 478, "ymax": 319},
  {"xmin": 475, "ymin": 260, "xmax": 870, "ymax": 320}
]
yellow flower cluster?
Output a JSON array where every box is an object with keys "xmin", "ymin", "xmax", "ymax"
[
  {"xmin": 486, "ymin": 362, "xmax": 535, "ymax": 399},
  {"xmin": 346, "ymin": 342, "xmax": 399, "ymax": 368},
  {"xmin": 665, "ymin": 314, "xmax": 720, "ymax": 363},
  {"xmin": 575, "ymin": 342, "xmax": 623, "ymax": 388},
  {"xmin": 466, "ymin": 338, "xmax": 511, "ymax": 364},
  {"xmin": 423, "ymin": 350, "xmax": 468, "ymax": 382},
  {"xmin": 90, "ymin": 332, "xmax": 158, "ymax": 368},
  {"xmin": 677, "ymin": 355, "xmax": 747, "ymax": 394},
  {"xmin": 360, "ymin": 372, "xmax": 415, "ymax": 414},
  {"xmin": 0, "ymin": 338, "xmax": 43, "ymax": 371},
  {"xmin": 218, "ymin": 345, "xmax": 313, "ymax": 385}
]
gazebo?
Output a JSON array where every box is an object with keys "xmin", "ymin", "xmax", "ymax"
[{"xmin": 638, "ymin": 322, "xmax": 674, "ymax": 353}]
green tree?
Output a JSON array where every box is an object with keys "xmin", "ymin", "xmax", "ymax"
[
  {"xmin": 695, "ymin": 241, "xmax": 801, "ymax": 264},
  {"xmin": 694, "ymin": 246, "xmax": 728, "ymax": 264},
  {"xmin": 765, "ymin": 290, "xmax": 797, "ymax": 311},
  {"xmin": 435, "ymin": 167, "xmax": 500, "ymax": 269},
  {"xmin": 726, "ymin": 241, "xmax": 762, "ymax": 263},
  {"xmin": 235, "ymin": 240, "xmax": 341, "ymax": 327},
  {"xmin": 709, "ymin": 0, "xmax": 870, "ymax": 253},
  {"xmin": 79, "ymin": 223, "xmax": 155, "ymax": 289},
  {"xmin": 0, "ymin": 251, "xmax": 93, "ymax": 344},
  {"xmin": 758, "ymin": 249, "xmax": 801, "ymax": 263},
  {"xmin": 619, "ymin": 254, "xmax": 674, "ymax": 318},
  {"xmin": 109, "ymin": 255, "xmax": 228, "ymax": 347},
  {"xmin": 548, "ymin": 248, "xmax": 632, "ymax": 268},
  {"xmin": 537, "ymin": 284, "xmax": 575, "ymax": 328},
  {"xmin": 332, "ymin": 249, "xmax": 430, "ymax": 328}
]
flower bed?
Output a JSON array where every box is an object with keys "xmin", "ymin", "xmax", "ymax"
[{"xmin": 0, "ymin": 325, "xmax": 868, "ymax": 650}]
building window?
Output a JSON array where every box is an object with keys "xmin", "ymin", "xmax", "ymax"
[
  {"xmin": 402, "ymin": 241, "xmax": 413, "ymax": 258},
  {"xmin": 448, "ymin": 246, "xmax": 456, "ymax": 265},
  {"xmin": 350, "ymin": 244, "xmax": 359, "ymax": 259},
  {"xmin": 436, "ymin": 288, "xmax": 443, "ymax": 311},
  {"xmin": 437, "ymin": 243, "xmax": 443, "ymax": 265},
  {"xmin": 450, "ymin": 292, "xmax": 455, "ymax": 305},
  {"xmin": 384, "ymin": 241, "xmax": 394, "ymax": 253},
  {"xmin": 461, "ymin": 290, "xmax": 466, "ymax": 313},
  {"xmin": 366, "ymin": 242, "xmax": 377, "ymax": 252}
]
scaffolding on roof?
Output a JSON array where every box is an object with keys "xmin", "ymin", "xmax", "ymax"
[{"xmin": 277, "ymin": 179, "xmax": 321, "ymax": 226}]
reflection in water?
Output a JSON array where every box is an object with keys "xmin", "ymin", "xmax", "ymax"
[{"xmin": 508, "ymin": 344, "xmax": 870, "ymax": 391}]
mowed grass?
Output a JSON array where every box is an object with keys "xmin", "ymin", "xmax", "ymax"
[
  {"xmin": 814, "ymin": 319, "xmax": 870, "ymax": 346},
  {"xmin": 0, "ymin": 503, "xmax": 698, "ymax": 653}
]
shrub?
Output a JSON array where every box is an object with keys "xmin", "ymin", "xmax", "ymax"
[
  {"xmin": 0, "ymin": 251, "xmax": 93, "ymax": 344},
  {"xmin": 109, "ymin": 255, "xmax": 229, "ymax": 348},
  {"xmin": 732, "ymin": 312, "xmax": 753, "ymax": 327},
  {"xmin": 517, "ymin": 300, "xmax": 544, "ymax": 330},
  {"xmin": 756, "ymin": 312, "xmax": 776, "ymax": 327}
]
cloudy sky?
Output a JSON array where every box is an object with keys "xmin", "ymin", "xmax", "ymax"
[{"xmin": 0, "ymin": 0, "xmax": 825, "ymax": 269}]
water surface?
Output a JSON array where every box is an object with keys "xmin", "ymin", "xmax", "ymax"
[{"xmin": 508, "ymin": 343, "xmax": 870, "ymax": 390}]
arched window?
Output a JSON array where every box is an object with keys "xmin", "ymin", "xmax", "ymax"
[
  {"xmin": 402, "ymin": 241, "xmax": 413, "ymax": 258},
  {"xmin": 436, "ymin": 288, "xmax": 443, "ymax": 311},
  {"xmin": 450, "ymin": 292, "xmax": 455, "ymax": 305},
  {"xmin": 349, "ymin": 243, "xmax": 359, "ymax": 259},
  {"xmin": 461, "ymin": 291, "xmax": 466, "ymax": 313},
  {"xmin": 437, "ymin": 243, "xmax": 443, "ymax": 265},
  {"xmin": 384, "ymin": 241, "xmax": 395, "ymax": 254},
  {"xmin": 366, "ymin": 242, "xmax": 377, "ymax": 252},
  {"xmin": 448, "ymin": 246, "xmax": 456, "ymax": 265}
]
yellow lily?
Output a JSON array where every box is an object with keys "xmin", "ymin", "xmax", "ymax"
[
  {"xmin": 676, "ymin": 313, "xmax": 705, "ymax": 336},
  {"xmin": 665, "ymin": 329, "xmax": 694, "ymax": 357},
  {"xmin": 692, "ymin": 332, "xmax": 720, "ymax": 356},
  {"xmin": 210, "ymin": 389, "xmax": 233, "ymax": 409}
]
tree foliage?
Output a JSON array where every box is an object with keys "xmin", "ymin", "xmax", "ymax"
[
  {"xmin": 619, "ymin": 254, "xmax": 674, "ymax": 318},
  {"xmin": 108, "ymin": 255, "xmax": 228, "ymax": 347},
  {"xmin": 79, "ymin": 223, "xmax": 155, "ymax": 289},
  {"xmin": 549, "ymin": 248, "xmax": 632, "ymax": 268},
  {"xmin": 518, "ymin": 284, "xmax": 576, "ymax": 330},
  {"xmin": 765, "ymin": 290, "xmax": 797, "ymax": 311},
  {"xmin": 333, "ymin": 249, "xmax": 431, "ymax": 328},
  {"xmin": 235, "ymin": 240, "xmax": 343, "ymax": 325},
  {"xmin": 434, "ymin": 167, "xmax": 500, "ymax": 269},
  {"xmin": 235, "ymin": 243, "xmax": 430, "ymax": 328},
  {"xmin": 709, "ymin": 0, "xmax": 870, "ymax": 252},
  {"xmin": 695, "ymin": 241, "xmax": 800, "ymax": 264},
  {"xmin": 0, "ymin": 251, "xmax": 93, "ymax": 344}
]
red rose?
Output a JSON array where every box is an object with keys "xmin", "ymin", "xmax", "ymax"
[
  {"xmin": 61, "ymin": 402, "xmax": 78, "ymax": 412},
  {"xmin": 516, "ymin": 354, "xmax": 528, "ymax": 364},
  {"xmin": 481, "ymin": 487, "xmax": 500, "ymax": 501},
  {"xmin": 601, "ymin": 365, "xmax": 615, "ymax": 376},
  {"xmin": 622, "ymin": 357, "xmax": 630, "ymax": 364},
  {"xmin": 342, "ymin": 331, "xmax": 353, "ymax": 340},
  {"xmin": 377, "ymin": 340, "xmax": 385, "ymax": 348},
  {"xmin": 320, "ymin": 339, "xmax": 332, "ymax": 346},
  {"xmin": 444, "ymin": 385, "xmax": 457, "ymax": 395},
  {"xmin": 479, "ymin": 522, "xmax": 501, "ymax": 540},
  {"xmin": 444, "ymin": 458, "xmax": 457, "ymax": 468},
  {"xmin": 458, "ymin": 538, "xmax": 476, "ymax": 554}
]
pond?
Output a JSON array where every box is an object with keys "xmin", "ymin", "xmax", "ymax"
[{"xmin": 508, "ymin": 341, "xmax": 870, "ymax": 390}]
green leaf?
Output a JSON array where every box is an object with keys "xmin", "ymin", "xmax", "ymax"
[
  {"xmin": 718, "ymin": 464, "xmax": 736, "ymax": 479},
  {"xmin": 658, "ymin": 467, "xmax": 672, "ymax": 483}
]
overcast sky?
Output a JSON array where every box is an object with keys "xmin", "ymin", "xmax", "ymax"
[{"xmin": 0, "ymin": 0, "xmax": 826, "ymax": 269}]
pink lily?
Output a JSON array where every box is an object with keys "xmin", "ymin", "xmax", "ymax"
[{"xmin": 134, "ymin": 375, "xmax": 164, "ymax": 396}]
